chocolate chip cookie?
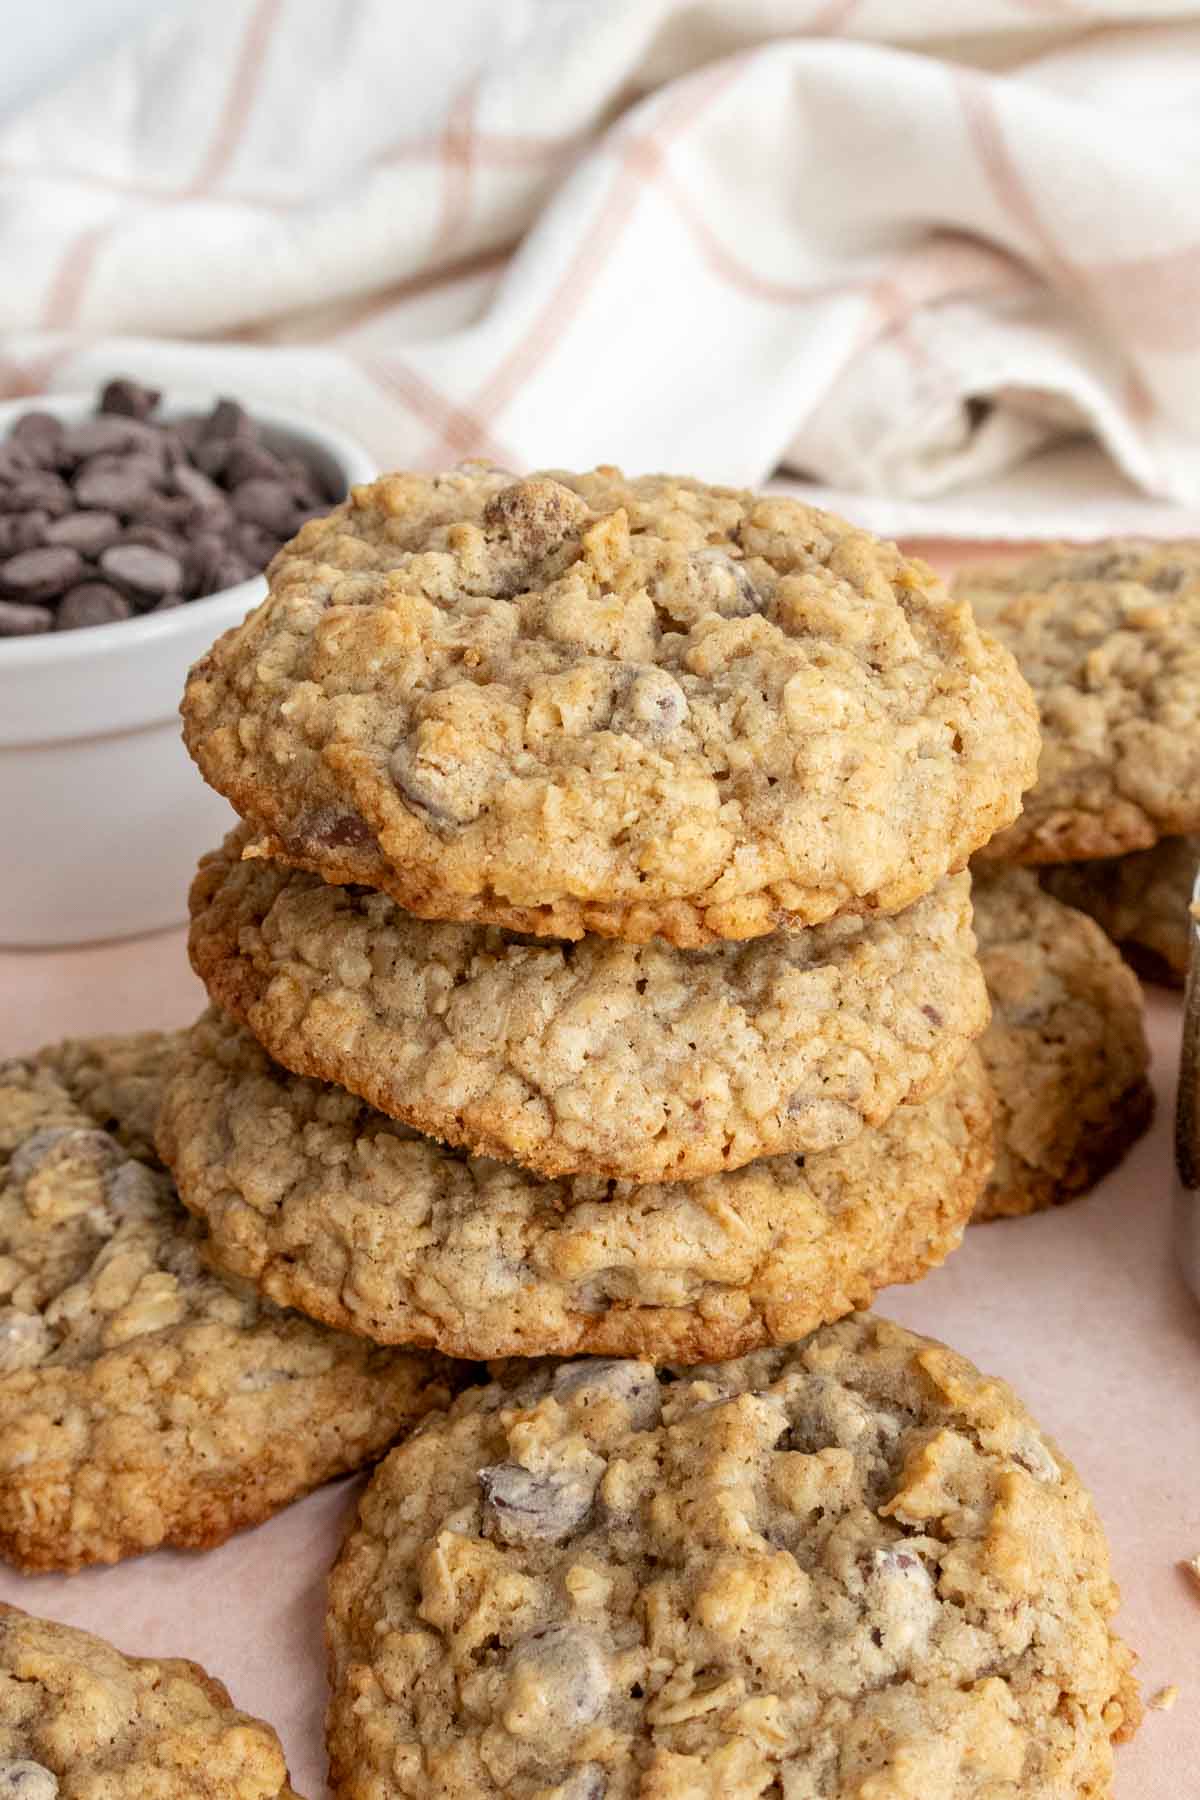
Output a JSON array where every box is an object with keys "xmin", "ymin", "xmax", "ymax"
[
  {"xmin": 188, "ymin": 829, "xmax": 989, "ymax": 1183},
  {"xmin": 973, "ymin": 867, "xmax": 1153, "ymax": 1221},
  {"xmin": 326, "ymin": 1313, "xmax": 1140, "ymax": 1800},
  {"xmin": 960, "ymin": 540, "xmax": 1200, "ymax": 865},
  {"xmin": 182, "ymin": 466, "xmax": 1038, "ymax": 945},
  {"xmin": 157, "ymin": 1009, "xmax": 992, "ymax": 1363},
  {"xmin": 1042, "ymin": 835, "xmax": 1197, "ymax": 987},
  {"xmin": 0, "ymin": 1035, "xmax": 460, "ymax": 1571},
  {"xmin": 0, "ymin": 1602, "xmax": 303, "ymax": 1797}
]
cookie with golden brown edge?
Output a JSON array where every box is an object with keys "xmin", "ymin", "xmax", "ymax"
[
  {"xmin": 973, "ymin": 867, "xmax": 1153, "ymax": 1221},
  {"xmin": 961, "ymin": 540, "xmax": 1200, "ymax": 866},
  {"xmin": 325, "ymin": 1314, "xmax": 1140, "ymax": 1800},
  {"xmin": 0, "ymin": 1602, "xmax": 304, "ymax": 1798},
  {"xmin": 0, "ymin": 1035, "xmax": 460, "ymax": 1572},
  {"xmin": 1042, "ymin": 834, "xmax": 1197, "ymax": 987},
  {"xmin": 187, "ymin": 828, "xmax": 989, "ymax": 1184},
  {"xmin": 156, "ymin": 1009, "xmax": 992, "ymax": 1363},
  {"xmin": 182, "ymin": 465, "xmax": 1038, "ymax": 946}
]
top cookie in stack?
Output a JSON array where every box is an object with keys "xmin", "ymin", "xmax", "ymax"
[
  {"xmin": 182, "ymin": 465, "xmax": 1036, "ymax": 946},
  {"xmin": 170, "ymin": 467, "xmax": 1037, "ymax": 1358}
]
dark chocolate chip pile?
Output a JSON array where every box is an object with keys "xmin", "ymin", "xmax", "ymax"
[{"xmin": 0, "ymin": 378, "xmax": 339, "ymax": 636}]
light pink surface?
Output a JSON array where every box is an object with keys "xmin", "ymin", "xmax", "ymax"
[{"xmin": 0, "ymin": 930, "xmax": 1192, "ymax": 1795}]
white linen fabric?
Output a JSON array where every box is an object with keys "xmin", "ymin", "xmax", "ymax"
[{"xmin": 1, "ymin": 0, "xmax": 1200, "ymax": 537}]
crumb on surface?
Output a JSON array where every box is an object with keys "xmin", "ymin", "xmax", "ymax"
[{"xmin": 1149, "ymin": 1685, "xmax": 1179, "ymax": 1712}]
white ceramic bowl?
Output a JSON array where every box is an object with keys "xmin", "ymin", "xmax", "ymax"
[{"xmin": 0, "ymin": 391, "xmax": 376, "ymax": 946}]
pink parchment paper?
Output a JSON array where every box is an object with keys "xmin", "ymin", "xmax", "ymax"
[{"xmin": 0, "ymin": 929, "xmax": 1194, "ymax": 1797}]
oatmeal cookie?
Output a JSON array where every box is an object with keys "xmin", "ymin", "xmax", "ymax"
[
  {"xmin": 0, "ymin": 1035, "xmax": 460, "ymax": 1572},
  {"xmin": 182, "ymin": 466, "xmax": 1037, "ymax": 945},
  {"xmin": 973, "ymin": 867, "xmax": 1153, "ymax": 1221},
  {"xmin": 0, "ymin": 1602, "xmax": 303, "ymax": 1798},
  {"xmin": 960, "ymin": 540, "xmax": 1200, "ymax": 864},
  {"xmin": 326, "ymin": 1313, "xmax": 1140, "ymax": 1800},
  {"xmin": 188, "ymin": 829, "xmax": 988, "ymax": 1183},
  {"xmin": 1042, "ymin": 835, "xmax": 1197, "ymax": 987},
  {"xmin": 157, "ymin": 1009, "xmax": 991, "ymax": 1363}
]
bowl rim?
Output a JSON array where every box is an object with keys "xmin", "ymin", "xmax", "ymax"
[{"xmin": 0, "ymin": 388, "xmax": 377, "ymax": 670}]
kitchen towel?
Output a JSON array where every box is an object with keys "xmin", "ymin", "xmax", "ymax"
[{"xmin": 3, "ymin": 0, "xmax": 1200, "ymax": 538}]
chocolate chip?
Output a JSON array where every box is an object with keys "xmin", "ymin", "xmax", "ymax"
[
  {"xmin": 0, "ymin": 600, "xmax": 53, "ymax": 636},
  {"xmin": 0, "ymin": 545, "xmax": 86, "ymax": 600},
  {"xmin": 505, "ymin": 1626, "xmax": 610, "ymax": 1729},
  {"xmin": 169, "ymin": 415, "xmax": 208, "ymax": 454},
  {"xmin": 389, "ymin": 743, "xmax": 481, "ymax": 828},
  {"xmin": 66, "ymin": 416, "xmax": 161, "ymax": 462},
  {"xmin": 289, "ymin": 808, "xmax": 378, "ymax": 853},
  {"xmin": 120, "ymin": 524, "xmax": 187, "ymax": 559},
  {"xmin": 0, "ymin": 473, "xmax": 72, "ymax": 517},
  {"xmin": 100, "ymin": 376, "xmax": 161, "ymax": 420},
  {"xmin": 74, "ymin": 463, "xmax": 156, "ymax": 514},
  {"xmin": 690, "ymin": 548, "xmax": 761, "ymax": 617},
  {"xmin": 479, "ymin": 1462, "xmax": 596, "ymax": 1544},
  {"xmin": 136, "ymin": 491, "xmax": 202, "ymax": 530},
  {"xmin": 203, "ymin": 397, "xmax": 252, "ymax": 441},
  {"xmin": 224, "ymin": 443, "xmax": 285, "ymax": 487},
  {"xmin": 42, "ymin": 510, "xmax": 121, "ymax": 555},
  {"xmin": 185, "ymin": 533, "xmax": 243, "ymax": 597},
  {"xmin": 100, "ymin": 543, "xmax": 184, "ymax": 597},
  {"xmin": 171, "ymin": 462, "xmax": 225, "ymax": 509},
  {"xmin": 234, "ymin": 520, "xmax": 280, "ymax": 568},
  {"xmin": 57, "ymin": 583, "xmax": 132, "ymax": 633},
  {"xmin": 0, "ymin": 445, "xmax": 34, "ymax": 483},
  {"xmin": 552, "ymin": 1360, "xmax": 662, "ymax": 1429},
  {"xmin": 283, "ymin": 454, "xmax": 335, "ymax": 504},
  {"xmin": 0, "ymin": 511, "xmax": 49, "ymax": 556},
  {"xmin": 191, "ymin": 438, "xmax": 232, "ymax": 480},
  {"xmin": 483, "ymin": 476, "xmax": 588, "ymax": 559},
  {"xmin": 231, "ymin": 477, "xmax": 296, "ymax": 536},
  {"xmin": 9, "ymin": 411, "xmax": 66, "ymax": 469},
  {"xmin": 57, "ymin": 583, "xmax": 132, "ymax": 629}
]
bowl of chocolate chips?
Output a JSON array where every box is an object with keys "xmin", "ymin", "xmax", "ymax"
[{"xmin": 0, "ymin": 378, "xmax": 375, "ymax": 945}]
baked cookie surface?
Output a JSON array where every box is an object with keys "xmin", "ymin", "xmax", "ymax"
[
  {"xmin": 326, "ymin": 1313, "xmax": 1139, "ymax": 1800},
  {"xmin": 0, "ymin": 1602, "xmax": 303, "ymax": 1798},
  {"xmin": 188, "ymin": 830, "xmax": 988, "ymax": 1183},
  {"xmin": 182, "ymin": 466, "xmax": 1037, "ymax": 945},
  {"xmin": 973, "ymin": 867, "xmax": 1153, "ymax": 1221},
  {"xmin": 1042, "ymin": 834, "xmax": 1196, "ymax": 987},
  {"xmin": 0, "ymin": 1035, "xmax": 459, "ymax": 1571},
  {"xmin": 157, "ymin": 1010, "xmax": 992, "ymax": 1363},
  {"xmin": 960, "ymin": 540, "xmax": 1200, "ymax": 864}
]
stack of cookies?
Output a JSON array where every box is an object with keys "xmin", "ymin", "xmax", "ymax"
[
  {"xmin": 166, "ymin": 465, "xmax": 1047, "ymax": 1358},
  {"xmin": 0, "ymin": 470, "xmax": 1147, "ymax": 1796},
  {"xmin": 953, "ymin": 542, "xmax": 1200, "ymax": 1217}
]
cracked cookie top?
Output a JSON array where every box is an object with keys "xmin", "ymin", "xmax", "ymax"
[
  {"xmin": 182, "ymin": 466, "xmax": 1037, "ymax": 944},
  {"xmin": 188, "ymin": 828, "xmax": 988, "ymax": 1184},
  {"xmin": 0, "ymin": 1036, "xmax": 459, "ymax": 1571},
  {"xmin": 326, "ymin": 1313, "xmax": 1139, "ymax": 1800},
  {"xmin": 961, "ymin": 540, "xmax": 1200, "ymax": 864}
]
